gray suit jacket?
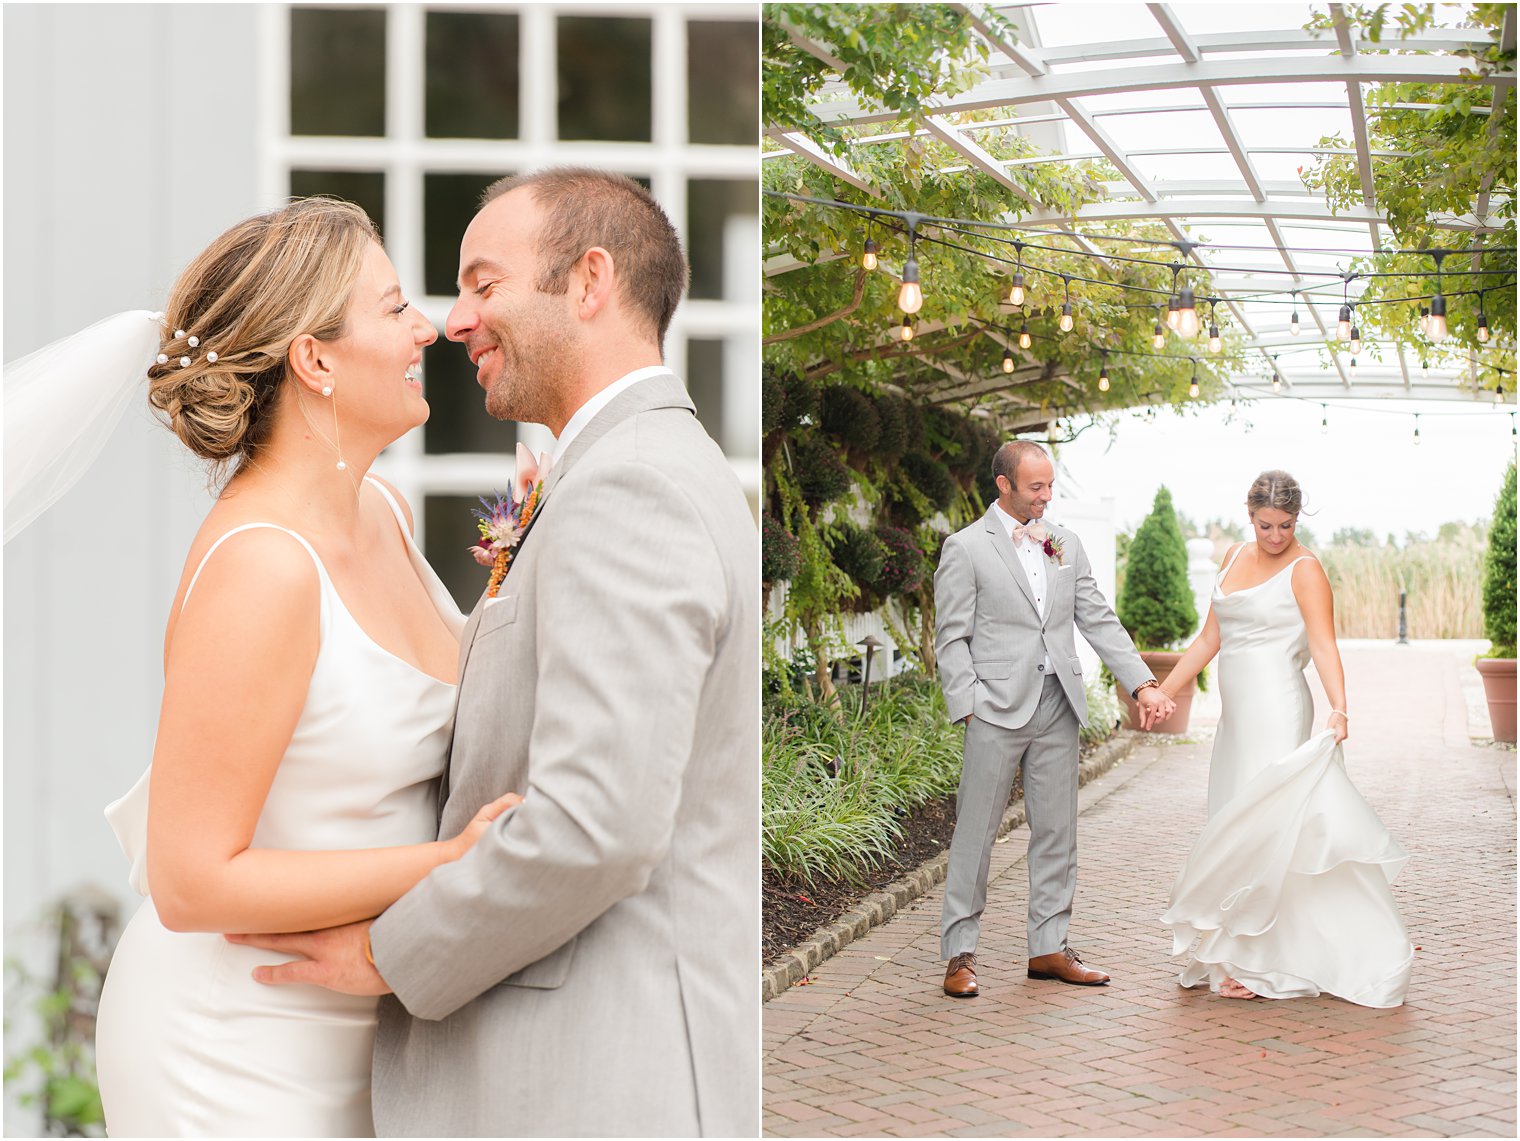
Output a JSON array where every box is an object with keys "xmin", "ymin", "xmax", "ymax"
[
  {"xmin": 369, "ymin": 374, "xmax": 759, "ymax": 1137},
  {"xmin": 934, "ymin": 507, "xmax": 1151, "ymax": 730}
]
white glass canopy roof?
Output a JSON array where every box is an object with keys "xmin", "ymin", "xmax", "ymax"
[{"xmin": 765, "ymin": 2, "xmax": 1515, "ymax": 409}]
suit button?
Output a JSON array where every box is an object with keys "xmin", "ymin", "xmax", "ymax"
[{"xmin": 1037, "ymin": 664, "xmax": 1045, "ymax": 672}]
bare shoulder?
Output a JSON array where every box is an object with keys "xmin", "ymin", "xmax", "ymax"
[
  {"xmin": 1289, "ymin": 550, "xmax": 1332, "ymax": 597},
  {"xmin": 171, "ymin": 525, "xmax": 320, "ymax": 641},
  {"xmin": 364, "ymin": 474, "xmax": 415, "ymax": 534}
]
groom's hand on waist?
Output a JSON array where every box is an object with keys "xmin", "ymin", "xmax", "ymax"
[{"xmin": 227, "ymin": 920, "xmax": 392, "ymax": 996}]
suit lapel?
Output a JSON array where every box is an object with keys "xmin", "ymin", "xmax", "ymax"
[
  {"xmin": 985, "ymin": 507, "xmax": 1037, "ymax": 611},
  {"xmin": 538, "ymin": 371, "xmax": 693, "ymax": 503}
]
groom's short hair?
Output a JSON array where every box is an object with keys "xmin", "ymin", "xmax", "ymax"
[
  {"xmin": 479, "ymin": 168, "xmax": 689, "ymax": 346},
  {"xmin": 993, "ymin": 440, "xmax": 1049, "ymax": 488}
]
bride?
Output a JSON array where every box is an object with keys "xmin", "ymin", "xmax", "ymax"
[
  {"xmin": 1156, "ymin": 471, "xmax": 1413, "ymax": 1007},
  {"xmin": 37, "ymin": 199, "xmax": 518, "ymax": 1136}
]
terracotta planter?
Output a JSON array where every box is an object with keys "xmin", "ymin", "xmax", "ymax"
[
  {"xmin": 1116, "ymin": 650, "xmax": 1196, "ymax": 734},
  {"xmin": 1475, "ymin": 657, "xmax": 1517, "ymax": 744}
]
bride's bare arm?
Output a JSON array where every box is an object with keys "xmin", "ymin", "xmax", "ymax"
[
  {"xmin": 1292, "ymin": 557, "xmax": 1349, "ymax": 741},
  {"xmin": 1158, "ymin": 606, "xmax": 1221, "ymax": 701},
  {"xmin": 146, "ymin": 529, "xmax": 504, "ymax": 934}
]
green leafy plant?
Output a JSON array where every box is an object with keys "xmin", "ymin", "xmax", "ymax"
[
  {"xmin": 1482, "ymin": 460, "xmax": 1517, "ymax": 657},
  {"xmin": 1118, "ymin": 486, "xmax": 1198, "ymax": 650},
  {"xmin": 762, "ymin": 513, "xmax": 801, "ymax": 585},
  {"xmin": 874, "ymin": 526, "xmax": 927, "ymax": 597}
]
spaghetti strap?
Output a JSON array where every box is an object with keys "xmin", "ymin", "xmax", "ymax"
[
  {"xmin": 1217, "ymin": 543, "xmax": 1248, "ymax": 581},
  {"xmin": 181, "ymin": 523, "xmax": 322, "ymax": 614},
  {"xmin": 363, "ymin": 476, "xmax": 411, "ymax": 538}
]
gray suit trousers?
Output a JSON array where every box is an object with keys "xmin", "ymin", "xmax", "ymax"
[{"xmin": 941, "ymin": 675, "xmax": 1081, "ymax": 960}]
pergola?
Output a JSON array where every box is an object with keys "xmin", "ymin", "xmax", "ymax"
[{"xmin": 764, "ymin": 2, "xmax": 1515, "ymax": 416}]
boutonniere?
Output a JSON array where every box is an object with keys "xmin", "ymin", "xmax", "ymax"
[
  {"xmin": 469, "ymin": 443, "xmax": 553, "ymax": 598},
  {"xmin": 1042, "ymin": 534, "xmax": 1066, "ymax": 566}
]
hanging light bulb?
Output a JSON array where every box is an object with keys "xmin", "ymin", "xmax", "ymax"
[
  {"xmin": 1349, "ymin": 355, "xmax": 1358, "ymax": 377},
  {"xmin": 1008, "ymin": 242, "xmax": 1027, "ymax": 307},
  {"xmin": 1427, "ymin": 292, "xmax": 1447, "ymax": 342},
  {"xmin": 1208, "ymin": 322, "xmax": 1221, "ymax": 354},
  {"xmin": 1477, "ymin": 296, "xmax": 1490, "ymax": 343},
  {"xmin": 1349, "ymin": 322, "xmax": 1361, "ymax": 356},
  {"xmin": 1289, "ymin": 293, "xmax": 1301, "ymax": 336},
  {"xmin": 1426, "ymin": 250, "xmax": 1448, "ymax": 342},
  {"xmin": 1098, "ymin": 351, "xmax": 1110, "ymax": 392},
  {"xmin": 1152, "ymin": 309, "xmax": 1166, "ymax": 349},
  {"xmin": 900, "ymin": 315, "xmax": 914, "ymax": 343},
  {"xmin": 1418, "ymin": 305, "xmax": 1430, "ymax": 335},
  {"xmin": 1176, "ymin": 287, "xmax": 1200, "ymax": 339},
  {"xmin": 1167, "ymin": 293, "xmax": 1181, "ymax": 330},
  {"xmin": 1272, "ymin": 372, "xmax": 1282, "ymax": 394},
  {"xmin": 1002, "ymin": 346, "xmax": 1015, "ymax": 374},
  {"xmin": 1321, "ymin": 404, "xmax": 1329, "ymax": 434},
  {"xmin": 1494, "ymin": 383, "xmax": 1504, "ymax": 403},
  {"xmin": 1018, "ymin": 317, "xmax": 1032, "ymax": 350},
  {"xmin": 1336, "ymin": 303, "xmax": 1352, "ymax": 341},
  {"xmin": 898, "ymin": 254, "xmax": 923, "ymax": 314},
  {"xmin": 861, "ymin": 237, "xmax": 878, "ymax": 272},
  {"xmin": 1058, "ymin": 277, "xmax": 1074, "ymax": 332},
  {"xmin": 1188, "ymin": 360, "xmax": 1200, "ymax": 399},
  {"xmin": 1413, "ymin": 414, "xmax": 1421, "ymax": 445}
]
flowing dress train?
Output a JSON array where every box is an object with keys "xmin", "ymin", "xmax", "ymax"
[{"xmin": 1159, "ymin": 547, "xmax": 1413, "ymax": 1008}]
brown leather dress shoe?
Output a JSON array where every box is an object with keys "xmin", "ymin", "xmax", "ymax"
[
  {"xmin": 1027, "ymin": 946, "xmax": 1110, "ymax": 986},
  {"xmin": 943, "ymin": 952, "xmax": 978, "ymax": 997}
]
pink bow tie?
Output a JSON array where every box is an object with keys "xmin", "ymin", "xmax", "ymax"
[{"xmin": 1011, "ymin": 520, "xmax": 1047, "ymax": 545}]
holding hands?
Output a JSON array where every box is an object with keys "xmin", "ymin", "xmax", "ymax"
[{"xmin": 1135, "ymin": 684, "xmax": 1176, "ymax": 731}]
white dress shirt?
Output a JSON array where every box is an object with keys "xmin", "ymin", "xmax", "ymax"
[
  {"xmin": 992, "ymin": 500, "xmax": 1054, "ymax": 674},
  {"xmin": 550, "ymin": 365, "xmax": 676, "ymax": 463}
]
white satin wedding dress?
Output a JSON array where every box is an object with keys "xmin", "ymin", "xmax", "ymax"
[
  {"xmin": 1160, "ymin": 545, "xmax": 1413, "ymax": 1008},
  {"xmin": 95, "ymin": 479, "xmax": 463, "ymax": 1137}
]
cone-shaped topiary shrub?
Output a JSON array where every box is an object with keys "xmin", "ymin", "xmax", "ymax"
[
  {"xmin": 1483, "ymin": 460, "xmax": 1517, "ymax": 658},
  {"xmin": 874, "ymin": 394, "xmax": 911, "ymax": 461},
  {"xmin": 828, "ymin": 522, "xmax": 889, "ymax": 590},
  {"xmin": 1117, "ymin": 485, "xmax": 1197, "ymax": 649}
]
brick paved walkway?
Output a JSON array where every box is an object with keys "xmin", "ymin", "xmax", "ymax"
[{"xmin": 764, "ymin": 642, "xmax": 1516, "ymax": 1136}]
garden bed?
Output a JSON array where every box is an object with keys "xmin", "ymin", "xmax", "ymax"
[{"xmin": 761, "ymin": 734, "xmax": 1122, "ymax": 967}]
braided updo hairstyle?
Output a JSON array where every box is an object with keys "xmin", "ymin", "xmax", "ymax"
[
  {"xmin": 1245, "ymin": 469, "xmax": 1305, "ymax": 516},
  {"xmin": 147, "ymin": 198, "xmax": 377, "ymax": 481}
]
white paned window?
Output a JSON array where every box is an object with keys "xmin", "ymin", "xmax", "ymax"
[{"xmin": 265, "ymin": 3, "xmax": 758, "ymax": 608}]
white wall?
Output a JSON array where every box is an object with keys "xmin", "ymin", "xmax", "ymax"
[{"xmin": 4, "ymin": 5, "xmax": 262, "ymax": 1129}]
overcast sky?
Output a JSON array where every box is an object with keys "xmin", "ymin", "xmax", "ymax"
[{"xmin": 1048, "ymin": 395, "xmax": 1514, "ymax": 541}]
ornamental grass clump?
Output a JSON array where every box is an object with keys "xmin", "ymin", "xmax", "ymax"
[
  {"xmin": 873, "ymin": 394, "xmax": 911, "ymax": 461},
  {"xmin": 761, "ymin": 679, "xmax": 965, "ymax": 886},
  {"xmin": 1118, "ymin": 485, "xmax": 1197, "ymax": 650},
  {"xmin": 1483, "ymin": 460, "xmax": 1517, "ymax": 658}
]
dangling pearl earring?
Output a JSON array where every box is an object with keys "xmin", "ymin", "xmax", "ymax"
[{"xmin": 328, "ymin": 382, "xmax": 347, "ymax": 471}]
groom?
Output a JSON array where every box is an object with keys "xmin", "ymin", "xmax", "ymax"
[
  {"xmin": 235, "ymin": 169, "xmax": 758, "ymax": 1135},
  {"xmin": 934, "ymin": 440, "xmax": 1172, "ymax": 998}
]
